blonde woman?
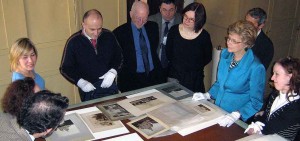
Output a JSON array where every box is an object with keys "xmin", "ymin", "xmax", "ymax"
[{"xmin": 10, "ymin": 38, "xmax": 44, "ymax": 91}]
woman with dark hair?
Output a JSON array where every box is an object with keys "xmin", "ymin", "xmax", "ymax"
[
  {"xmin": 245, "ymin": 56, "xmax": 300, "ymax": 141},
  {"xmin": 2, "ymin": 77, "xmax": 35, "ymax": 117},
  {"xmin": 166, "ymin": 2, "xmax": 212, "ymax": 92}
]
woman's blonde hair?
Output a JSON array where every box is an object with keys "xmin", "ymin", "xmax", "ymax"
[
  {"xmin": 9, "ymin": 38, "xmax": 38, "ymax": 71},
  {"xmin": 227, "ymin": 20, "xmax": 257, "ymax": 48}
]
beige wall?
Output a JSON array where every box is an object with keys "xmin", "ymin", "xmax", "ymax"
[
  {"xmin": 199, "ymin": 0, "xmax": 300, "ymax": 95},
  {"xmin": 0, "ymin": 0, "xmax": 127, "ymax": 110}
]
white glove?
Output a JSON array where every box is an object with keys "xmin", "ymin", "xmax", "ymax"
[
  {"xmin": 192, "ymin": 92, "xmax": 211, "ymax": 101},
  {"xmin": 77, "ymin": 78, "xmax": 96, "ymax": 92},
  {"xmin": 218, "ymin": 111, "xmax": 240, "ymax": 127},
  {"xmin": 99, "ymin": 69, "xmax": 117, "ymax": 88},
  {"xmin": 244, "ymin": 121, "xmax": 265, "ymax": 134}
]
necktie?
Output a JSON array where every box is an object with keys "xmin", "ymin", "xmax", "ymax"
[
  {"xmin": 138, "ymin": 29, "xmax": 150, "ymax": 74},
  {"xmin": 91, "ymin": 39, "xmax": 97, "ymax": 48},
  {"xmin": 160, "ymin": 22, "xmax": 169, "ymax": 68}
]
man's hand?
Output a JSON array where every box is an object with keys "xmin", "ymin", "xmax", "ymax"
[
  {"xmin": 99, "ymin": 69, "xmax": 117, "ymax": 88},
  {"xmin": 77, "ymin": 78, "xmax": 96, "ymax": 92}
]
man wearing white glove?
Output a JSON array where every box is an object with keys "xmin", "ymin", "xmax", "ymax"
[
  {"xmin": 77, "ymin": 78, "xmax": 96, "ymax": 92},
  {"xmin": 60, "ymin": 9, "xmax": 122, "ymax": 101},
  {"xmin": 99, "ymin": 69, "xmax": 117, "ymax": 88},
  {"xmin": 218, "ymin": 111, "xmax": 240, "ymax": 127}
]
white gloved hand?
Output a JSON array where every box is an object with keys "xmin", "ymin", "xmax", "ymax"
[
  {"xmin": 192, "ymin": 92, "xmax": 211, "ymax": 101},
  {"xmin": 218, "ymin": 111, "xmax": 240, "ymax": 127},
  {"xmin": 244, "ymin": 121, "xmax": 265, "ymax": 134},
  {"xmin": 77, "ymin": 78, "xmax": 96, "ymax": 92},
  {"xmin": 99, "ymin": 69, "xmax": 117, "ymax": 88}
]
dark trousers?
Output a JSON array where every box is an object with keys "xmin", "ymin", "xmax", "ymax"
[{"xmin": 78, "ymin": 79, "xmax": 118, "ymax": 102}]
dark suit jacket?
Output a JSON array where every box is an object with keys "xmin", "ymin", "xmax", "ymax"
[
  {"xmin": 113, "ymin": 21, "xmax": 163, "ymax": 92},
  {"xmin": 251, "ymin": 30, "xmax": 274, "ymax": 70},
  {"xmin": 148, "ymin": 13, "xmax": 182, "ymax": 44}
]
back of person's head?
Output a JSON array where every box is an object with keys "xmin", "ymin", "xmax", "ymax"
[
  {"xmin": 227, "ymin": 20, "xmax": 257, "ymax": 48},
  {"xmin": 9, "ymin": 38, "xmax": 38, "ymax": 71},
  {"xmin": 275, "ymin": 56, "xmax": 300, "ymax": 95},
  {"xmin": 17, "ymin": 90, "xmax": 69, "ymax": 135},
  {"xmin": 160, "ymin": 0, "xmax": 176, "ymax": 6},
  {"xmin": 2, "ymin": 77, "xmax": 35, "ymax": 117},
  {"xmin": 247, "ymin": 7, "xmax": 267, "ymax": 26},
  {"xmin": 182, "ymin": 2, "xmax": 206, "ymax": 32},
  {"xmin": 82, "ymin": 9, "xmax": 102, "ymax": 22}
]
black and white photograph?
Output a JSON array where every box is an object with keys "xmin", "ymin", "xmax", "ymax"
[
  {"xmin": 117, "ymin": 91, "xmax": 176, "ymax": 116},
  {"xmin": 97, "ymin": 102, "xmax": 134, "ymax": 121},
  {"xmin": 130, "ymin": 96, "xmax": 163, "ymax": 110},
  {"xmin": 193, "ymin": 103, "xmax": 214, "ymax": 114},
  {"xmin": 128, "ymin": 115, "xmax": 169, "ymax": 139},
  {"xmin": 80, "ymin": 110, "xmax": 124, "ymax": 133},
  {"xmin": 157, "ymin": 84, "xmax": 193, "ymax": 100},
  {"xmin": 46, "ymin": 113, "xmax": 94, "ymax": 141}
]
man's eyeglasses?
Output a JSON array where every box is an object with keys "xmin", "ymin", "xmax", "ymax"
[
  {"xmin": 183, "ymin": 14, "xmax": 195, "ymax": 23},
  {"xmin": 225, "ymin": 37, "xmax": 242, "ymax": 44}
]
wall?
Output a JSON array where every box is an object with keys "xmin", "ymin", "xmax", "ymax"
[
  {"xmin": 0, "ymin": 0, "xmax": 127, "ymax": 110},
  {"xmin": 199, "ymin": 0, "xmax": 300, "ymax": 95}
]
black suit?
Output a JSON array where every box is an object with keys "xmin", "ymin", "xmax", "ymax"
[
  {"xmin": 252, "ymin": 30, "xmax": 274, "ymax": 70},
  {"xmin": 113, "ymin": 21, "xmax": 163, "ymax": 92}
]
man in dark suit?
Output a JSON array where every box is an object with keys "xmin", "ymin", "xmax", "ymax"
[
  {"xmin": 113, "ymin": 1, "xmax": 163, "ymax": 92},
  {"xmin": 148, "ymin": 0, "xmax": 182, "ymax": 81},
  {"xmin": 246, "ymin": 7, "xmax": 274, "ymax": 70}
]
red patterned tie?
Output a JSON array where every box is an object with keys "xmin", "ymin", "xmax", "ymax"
[{"xmin": 91, "ymin": 39, "xmax": 97, "ymax": 48}]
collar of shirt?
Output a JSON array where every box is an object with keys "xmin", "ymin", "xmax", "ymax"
[
  {"xmin": 257, "ymin": 29, "xmax": 262, "ymax": 36},
  {"xmin": 25, "ymin": 130, "xmax": 35, "ymax": 141},
  {"xmin": 162, "ymin": 18, "xmax": 175, "ymax": 26},
  {"xmin": 82, "ymin": 29, "xmax": 92, "ymax": 40}
]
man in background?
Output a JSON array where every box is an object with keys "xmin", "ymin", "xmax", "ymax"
[
  {"xmin": 148, "ymin": 0, "xmax": 182, "ymax": 82},
  {"xmin": 246, "ymin": 7, "xmax": 274, "ymax": 70},
  {"xmin": 60, "ymin": 9, "xmax": 123, "ymax": 101},
  {"xmin": 113, "ymin": 1, "xmax": 163, "ymax": 92},
  {"xmin": 0, "ymin": 90, "xmax": 69, "ymax": 140}
]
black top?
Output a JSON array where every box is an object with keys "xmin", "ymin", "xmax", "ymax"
[{"xmin": 60, "ymin": 29, "xmax": 123, "ymax": 84}]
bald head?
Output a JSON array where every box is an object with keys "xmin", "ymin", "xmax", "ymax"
[
  {"xmin": 130, "ymin": 1, "xmax": 149, "ymax": 28},
  {"xmin": 82, "ymin": 9, "xmax": 103, "ymax": 39}
]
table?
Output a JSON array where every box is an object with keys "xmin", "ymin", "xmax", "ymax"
[{"xmin": 39, "ymin": 82, "xmax": 248, "ymax": 141}]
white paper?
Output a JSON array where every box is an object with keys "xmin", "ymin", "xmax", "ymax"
[
  {"xmin": 66, "ymin": 107, "xmax": 129, "ymax": 139},
  {"xmin": 126, "ymin": 89, "xmax": 160, "ymax": 98},
  {"xmin": 103, "ymin": 133, "xmax": 144, "ymax": 141},
  {"xmin": 176, "ymin": 97, "xmax": 226, "ymax": 136},
  {"xmin": 236, "ymin": 134, "xmax": 288, "ymax": 141},
  {"xmin": 119, "ymin": 91, "xmax": 176, "ymax": 116}
]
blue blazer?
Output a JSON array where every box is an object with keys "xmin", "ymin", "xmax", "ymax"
[{"xmin": 209, "ymin": 48, "xmax": 266, "ymax": 121}]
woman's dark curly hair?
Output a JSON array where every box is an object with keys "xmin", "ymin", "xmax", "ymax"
[{"xmin": 2, "ymin": 77, "xmax": 35, "ymax": 117}]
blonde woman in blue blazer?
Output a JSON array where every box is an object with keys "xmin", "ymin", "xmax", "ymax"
[{"xmin": 193, "ymin": 20, "xmax": 266, "ymax": 127}]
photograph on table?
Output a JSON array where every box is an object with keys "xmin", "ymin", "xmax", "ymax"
[
  {"xmin": 193, "ymin": 103, "xmax": 215, "ymax": 114},
  {"xmin": 79, "ymin": 110, "xmax": 124, "ymax": 133},
  {"xmin": 128, "ymin": 115, "xmax": 169, "ymax": 139},
  {"xmin": 97, "ymin": 102, "xmax": 134, "ymax": 121},
  {"xmin": 130, "ymin": 96, "xmax": 163, "ymax": 111},
  {"xmin": 156, "ymin": 83, "xmax": 193, "ymax": 100},
  {"xmin": 117, "ymin": 91, "xmax": 176, "ymax": 116},
  {"xmin": 46, "ymin": 113, "xmax": 94, "ymax": 141}
]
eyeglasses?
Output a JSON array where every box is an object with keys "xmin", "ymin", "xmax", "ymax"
[
  {"xmin": 183, "ymin": 14, "xmax": 195, "ymax": 23},
  {"xmin": 225, "ymin": 37, "xmax": 242, "ymax": 44}
]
